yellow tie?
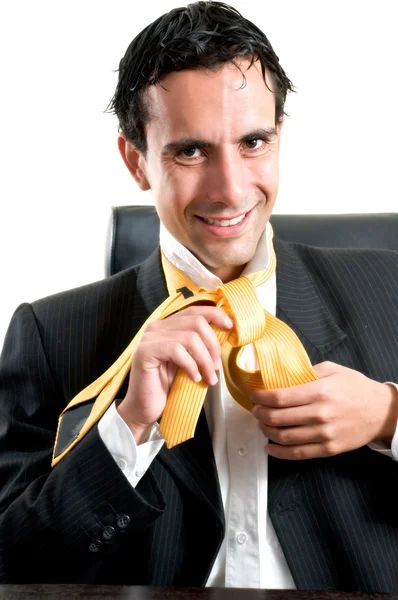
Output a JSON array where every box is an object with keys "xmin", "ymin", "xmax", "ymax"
[{"xmin": 52, "ymin": 225, "xmax": 318, "ymax": 467}]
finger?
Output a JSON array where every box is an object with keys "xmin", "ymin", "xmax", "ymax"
[
  {"xmin": 251, "ymin": 380, "xmax": 320, "ymax": 408},
  {"xmin": 166, "ymin": 305, "xmax": 234, "ymax": 330},
  {"xmin": 176, "ymin": 331, "xmax": 220, "ymax": 385},
  {"xmin": 139, "ymin": 333, "xmax": 219, "ymax": 386},
  {"xmin": 157, "ymin": 313, "xmax": 226, "ymax": 362},
  {"xmin": 265, "ymin": 442, "xmax": 338, "ymax": 461},
  {"xmin": 252, "ymin": 403, "xmax": 329, "ymax": 427},
  {"xmin": 259, "ymin": 423, "xmax": 325, "ymax": 446},
  {"xmin": 134, "ymin": 340, "xmax": 203, "ymax": 384},
  {"xmin": 144, "ymin": 319, "xmax": 223, "ymax": 372}
]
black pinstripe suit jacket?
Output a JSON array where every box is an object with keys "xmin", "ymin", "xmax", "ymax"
[{"xmin": 0, "ymin": 238, "xmax": 398, "ymax": 591}]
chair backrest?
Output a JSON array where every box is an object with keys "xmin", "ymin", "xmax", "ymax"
[{"xmin": 105, "ymin": 205, "xmax": 398, "ymax": 276}]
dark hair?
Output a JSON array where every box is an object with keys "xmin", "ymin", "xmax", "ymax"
[{"xmin": 108, "ymin": 1, "xmax": 294, "ymax": 154}]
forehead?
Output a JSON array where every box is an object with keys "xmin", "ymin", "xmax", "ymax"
[{"xmin": 144, "ymin": 60, "xmax": 276, "ymax": 145}]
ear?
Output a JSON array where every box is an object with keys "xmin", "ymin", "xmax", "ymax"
[{"xmin": 117, "ymin": 135, "xmax": 150, "ymax": 191}]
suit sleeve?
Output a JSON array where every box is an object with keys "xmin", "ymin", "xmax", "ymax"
[{"xmin": 0, "ymin": 303, "xmax": 165, "ymax": 583}]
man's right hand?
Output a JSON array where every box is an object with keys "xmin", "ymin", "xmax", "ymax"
[{"xmin": 117, "ymin": 306, "xmax": 234, "ymax": 444}]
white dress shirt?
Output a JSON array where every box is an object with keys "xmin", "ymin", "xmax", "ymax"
[{"xmin": 99, "ymin": 223, "xmax": 398, "ymax": 589}]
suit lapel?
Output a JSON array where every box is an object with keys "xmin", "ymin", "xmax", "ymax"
[
  {"xmin": 274, "ymin": 237, "xmax": 347, "ymax": 362},
  {"xmin": 268, "ymin": 238, "xmax": 347, "ymax": 511},
  {"xmin": 135, "ymin": 248, "xmax": 224, "ymax": 527},
  {"xmin": 133, "ymin": 247, "xmax": 169, "ymax": 321}
]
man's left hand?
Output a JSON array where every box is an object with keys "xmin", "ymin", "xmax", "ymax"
[{"xmin": 251, "ymin": 361, "xmax": 398, "ymax": 460}]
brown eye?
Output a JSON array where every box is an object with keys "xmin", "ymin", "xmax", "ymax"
[
  {"xmin": 180, "ymin": 147, "xmax": 201, "ymax": 159},
  {"xmin": 245, "ymin": 138, "xmax": 263, "ymax": 150}
]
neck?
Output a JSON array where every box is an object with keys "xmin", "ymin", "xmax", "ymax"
[{"xmin": 205, "ymin": 263, "xmax": 245, "ymax": 283}]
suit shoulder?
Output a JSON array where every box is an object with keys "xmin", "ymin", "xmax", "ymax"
[
  {"xmin": 31, "ymin": 265, "xmax": 140, "ymax": 317},
  {"xmin": 294, "ymin": 242, "xmax": 398, "ymax": 274}
]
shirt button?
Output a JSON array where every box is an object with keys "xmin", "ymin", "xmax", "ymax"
[
  {"xmin": 116, "ymin": 458, "xmax": 127, "ymax": 470},
  {"xmin": 237, "ymin": 446, "xmax": 247, "ymax": 457},
  {"xmin": 236, "ymin": 532, "xmax": 248, "ymax": 545},
  {"xmin": 135, "ymin": 467, "xmax": 145, "ymax": 478}
]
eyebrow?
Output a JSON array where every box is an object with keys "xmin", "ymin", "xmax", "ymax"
[
  {"xmin": 162, "ymin": 127, "xmax": 278, "ymax": 154},
  {"xmin": 238, "ymin": 127, "xmax": 278, "ymax": 144},
  {"xmin": 163, "ymin": 137, "xmax": 209, "ymax": 154}
]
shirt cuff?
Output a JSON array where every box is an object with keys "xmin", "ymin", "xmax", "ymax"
[
  {"xmin": 98, "ymin": 401, "xmax": 164, "ymax": 487},
  {"xmin": 367, "ymin": 382, "xmax": 398, "ymax": 461}
]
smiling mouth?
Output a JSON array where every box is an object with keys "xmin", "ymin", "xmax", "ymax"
[{"xmin": 197, "ymin": 213, "xmax": 247, "ymax": 227}]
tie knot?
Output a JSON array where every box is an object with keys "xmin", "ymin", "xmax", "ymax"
[{"xmin": 217, "ymin": 276, "xmax": 266, "ymax": 347}]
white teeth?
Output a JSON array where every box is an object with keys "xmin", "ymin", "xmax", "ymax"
[{"xmin": 203, "ymin": 214, "xmax": 246, "ymax": 226}]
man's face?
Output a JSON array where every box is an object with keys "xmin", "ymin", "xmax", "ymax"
[{"xmin": 124, "ymin": 59, "xmax": 282, "ymax": 281}]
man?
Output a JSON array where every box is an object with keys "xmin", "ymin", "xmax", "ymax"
[{"xmin": 0, "ymin": 0, "xmax": 397, "ymax": 591}]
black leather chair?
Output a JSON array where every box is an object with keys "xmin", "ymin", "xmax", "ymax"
[{"xmin": 105, "ymin": 206, "xmax": 398, "ymax": 276}]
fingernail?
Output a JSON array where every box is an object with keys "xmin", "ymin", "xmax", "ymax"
[
  {"xmin": 194, "ymin": 372, "xmax": 202, "ymax": 383},
  {"xmin": 215, "ymin": 357, "xmax": 222, "ymax": 370},
  {"xmin": 210, "ymin": 373, "xmax": 218, "ymax": 386},
  {"xmin": 224, "ymin": 316, "xmax": 234, "ymax": 328}
]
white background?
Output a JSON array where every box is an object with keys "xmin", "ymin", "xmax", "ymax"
[{"xmin": 0, "ymin": 1, "xmax": 397, "ymax": 349}]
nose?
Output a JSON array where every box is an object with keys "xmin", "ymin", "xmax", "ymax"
[{"xmin": 204, "ymin": 147, "xmax": 248, "ymax": 209}]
